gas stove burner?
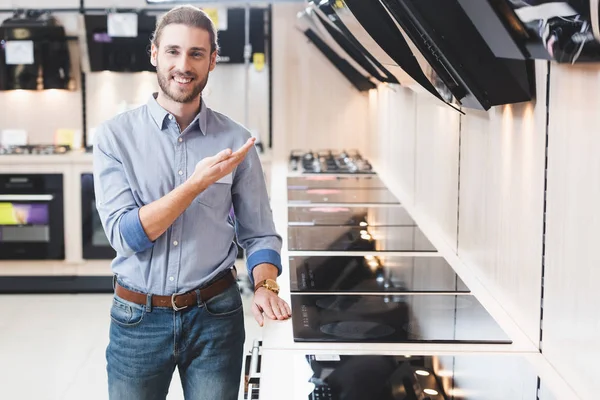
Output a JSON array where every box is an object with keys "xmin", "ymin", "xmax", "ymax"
[
  {"xmin": 0, "ymin": 144, "xmax": 71, "ymax": 155},
  {"xmin": 290, "ymin": 149, "xmax": 375, "ymax": 174}
]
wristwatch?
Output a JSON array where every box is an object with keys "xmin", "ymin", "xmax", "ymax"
[{"xmin": 254, "ymin": 279, "xmax": 280, "ymax": 295}]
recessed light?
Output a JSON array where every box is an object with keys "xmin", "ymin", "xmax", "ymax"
[
  {"xmin": 424, "ymin": 389, "xmax": 439, "ymax": 396},
  {"xmin": 415, "ymin": 370, "xmax": 430, "ymax": 376}
]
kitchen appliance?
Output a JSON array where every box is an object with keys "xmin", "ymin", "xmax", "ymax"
[
  {"xmin": 288, "ymin": 175, "xmax": 385, "ymax": 189},
  {"xmin": 81, "ymin": 173, "xmax": 115, "ymax": 260},
  {"xmin": 0, "ymin": 174, "xmax": 64, "ymax": 259},
  {"xmin": 289, "ymin": 255, "xmax": 469, "ymax": 293},
  {"xmin": 291, "ymin": 293, "xmax": 511, "ymax": 344},
  {"xmin": 0, "ymin": 11, "xmax": 73, "ymax": 91},
  {"xmin": 305, "ymin": 354, "xmax": 447, "ymax": 400},
  {"xmin": 289, "ymin": 150, "xmax": 374, "ymax": 174},
  {"xmin": 0, "ymin": 144, "xmax": 70, "ymax": 156},
  {"xmin": 288, "ymin": 206, "xmax": 414, "ymax": 227},
  {"xmin": 288, "ymin": 189, "xmax": 398, "ymax": 205},
  {"xmin": 287, "ymin": 226, "xmax": 436, "ymax": 252}
]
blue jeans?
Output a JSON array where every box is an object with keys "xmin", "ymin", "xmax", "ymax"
[{"xmin": 106, "ymin": 278, "xmax": 246, "ymax": 400}]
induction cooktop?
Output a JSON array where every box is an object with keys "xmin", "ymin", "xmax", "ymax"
[
  {"xmin": 289, "ymin": 255, "xmax": 469, "ymax": 293},
  {"xmin": 305, "ymin": 354, "xmax": 447, "ymax": 400},
  {"xmin": 288, "ymin": 175, "xmax": 386, "ymax": 190},
  {"xmin": 288, "ymin": 188, "xmax": 399, "ymax": 205},
  {"xmin": 288, "ymin": 206, "xmax": 414, "ymax": 227},
  {"xmin": 291, "ymin": 294, "xmax": 511, "ymax": 344},
  {"xmin": 287, "ymin": 226, "xmax": 437, "ymax": 252}
]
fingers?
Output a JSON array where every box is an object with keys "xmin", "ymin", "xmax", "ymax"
[
  {"xmin": 208, "ymin": 148, "xmax": 232, "ymax": 166},
  {"xmin": 270, "ymin": 299, "xmax": 285, "ymax": 320},
  {"xmin": 260, "ymin": 299, "xmax": 277, "ymax": 321},
  {"xmin": 252, "ymin": 302, "xmax": 264, "ymax": 327}
]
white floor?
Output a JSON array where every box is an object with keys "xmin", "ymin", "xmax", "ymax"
[{"xmin": 0, "ymin": 290, "xmax": 262, "ymax": 400}]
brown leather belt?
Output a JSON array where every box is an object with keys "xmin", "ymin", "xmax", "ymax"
[{"xmin": 115, "ymin": 269, "xmax": 237, "ymax": 311}]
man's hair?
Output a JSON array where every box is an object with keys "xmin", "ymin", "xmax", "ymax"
[{"xmin": 151, "ymin": 5, "xmax": 219, "ymax": 54}]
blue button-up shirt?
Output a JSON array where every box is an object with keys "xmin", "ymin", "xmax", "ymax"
[{"xmin": 93, "ymin": 93, "xmax": 282, "ymax": 296}]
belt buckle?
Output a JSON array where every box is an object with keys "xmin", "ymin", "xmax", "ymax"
[{"xmin": 171, "ymin": 293, "xmax": 188, "ymax": 311}]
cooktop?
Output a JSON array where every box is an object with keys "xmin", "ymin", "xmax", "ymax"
[
  {"xmin": 291, "ymin": 294, "xmax": 511, "ymax": 344},
  {"xmin": 288, "ymin": 188, "xmax": 399, "ymax": 205},
  {"xmin": 289, "ymin": 149, "xmax": 375, "ymax": 174},
  {"xmin": 0, "ymin": 144, "xmax": 70, "ymax": 155},
  {"xmin": 287, "ymin": 226, "xmax": 436, "ymax": 252},
  {"xmin": 289, "ymin": 256, "xmax": 469, "ymax": 293},
  {"xmin": 288, "ymin": 175, "xmax": 385, "ymax": 190},
  {"xmin": 288, "ymin": 206, "xmax": 414, "ymax": 227},
  {"xmin": 305, "ymin": 354, "xmax": 447, "ymax": 400}
]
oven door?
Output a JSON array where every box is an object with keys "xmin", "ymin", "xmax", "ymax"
[
  {"xmin": 0, "ymin": 174, "xmax": 64, "ymax": 260},
  {"xmin": 81, "ymin": 173, "xmax": 116, "ymax": 260}
]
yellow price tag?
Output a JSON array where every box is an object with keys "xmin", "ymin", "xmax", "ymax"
[
  {"xmin": 334, "ymin": 0, "xmax": 344, "ymax": 9},
  {"xmin": 253, "ymin": 53, "xmax": 265, "ymax": 72},
  {"xmin": 204, "ymin": 8, "xmax": 219, "ymax": 27},
  {"xmin": 0, "ymin": 203, "xmax": 18, "ymax": 225},
  {"xmin": 54, "ymin": 129, "xmax": 75, "ymax": 147}
]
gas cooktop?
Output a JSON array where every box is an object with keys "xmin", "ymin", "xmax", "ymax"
[
  {"xmin": 288, "ymin": 206, "xmax": 414, "ymax": 227},
  {"xmin": 0, "ymin": 144, "xmax": 71, "ymax": 155},
  {"xmin": 291, "ymin": 294, "xmax": 511, "ymax": 344},
  {"xmin": 288, "ymin": 188, "xmax": 399, "ymax": 205},
  {"xmin": 288, "ymin": 175, "xmax": 385, "ymax": 189},
  {"xmin": 289, "ymin": 150, "xmax": 374, "ymax": 174},
  {"xmin": 287, "ymin": 226, "xmax": 436, "ymax": 252},
  {"xmin": 305, "ymin": 354, "xmax": 447, "ymax": 400},
  {"xmin": 289, "ymin": 255, "xmax": 468, "ymax": 293}
]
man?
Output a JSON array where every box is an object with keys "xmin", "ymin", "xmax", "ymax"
[{"xmin": 93, "ymin": 5, "xmax": 290, "ymax": 399}]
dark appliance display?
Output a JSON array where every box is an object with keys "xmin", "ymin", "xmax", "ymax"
[
  {"xmin": 0, "ymin": 144, "xmax": 70, "ymax": 156},
  {"xmin": 296, "ymin": 8, "xmax": 376, "ymax": 92},
  {"xmin": 0, "ymin": 174, "xmax": 64, "ymax": 259},
  {"xmin": 288, "ymin": 206, "xmax": 414, "ymax": 227},
  {"xmin": 289, "ymin": 255, "xmax": 469, "ymax": 293},
  {"xmin": 287, "ymin": 226, "xmax": 436, "ymax": 252},
  {"xmin": 288, "ymin": 189, "xmax": 399, "ymax": 205},
  {"xmin": 288, "ymin": 175, "xmax": 385, "ymax": 190},
  {"xmin": 291, "ymin": 294, "xmax": 511, "ymax": 344},
  {"xmin": 328, "ymin": 0, "xmax": 535, "ymax": 110},
  {"xmin": 84, "ymin": 13, "xmax": 157, "ymax": 72},
  {"xmin": 217, "ymin": 8, "xmax": 268, "ymax": 64},
  {"xmin": 460, "ymin": 0, "xmax": 600, "ymax": 63},
  {"xmin": 81, "ymin": 174, "xmax": 115, "ymax": 260},
  {"xmin": 0, "ymin": 11, "xmax": 73, "ymax": 90},
  {"xmin": 305, "ymin": 354, "xmax": 448, "ymax": 400},
  {"xmin": 289, "ymin": 150, "xmax": 374, "ymax": 174}
]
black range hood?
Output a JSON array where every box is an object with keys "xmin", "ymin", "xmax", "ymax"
[
  {"xmin": 460, "ymin": 0, "xmax": 600, "ymax": 63},
  {"xmin": 296, "ymin": 8, "xmax": 376, "ymax": 92},
  {"xmin": 0, "ymin": 11, "xmax": 73, "ymax": 90}
]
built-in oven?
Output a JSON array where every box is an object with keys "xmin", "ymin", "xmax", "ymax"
[
  {"xmin": 81, "ymin": 173, "xmax": 115, "ymax": 260},
  {"xmin": 0, "ymin": 174, "xmax": 64, "ymax": 259}
]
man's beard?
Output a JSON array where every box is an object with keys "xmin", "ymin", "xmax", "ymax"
[{"xmin": 156, "ymin": 63, "xmax": 209, "ymax": 104}]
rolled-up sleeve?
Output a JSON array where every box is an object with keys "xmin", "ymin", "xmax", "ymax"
[
  {"xmin": 93, "ymin": 124, "xmax": 154, "ymax": 257},
  {"xmin": 232, "ymin": 140, "xmax": 282, "ymax": 281}
]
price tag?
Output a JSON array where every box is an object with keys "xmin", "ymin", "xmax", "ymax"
[
  {"xmin": 253, "ymin": 53, "xmax": 265, "ymax": 72},
  {"xmin": 1, "ymin": 129, "xmax": 28, "ymax": 147},
  {"xmin": 204, "ymin": 8, "xmax": 228, "ymax": 30},
  {"xmin": 54, "ymin": 129, "xmax": 75, "ymax": 147},
  {"xmin": 107, "ymin": 13, "xmax": 138, "ymax": 38},
  {"xmin": 5, "ymin": 41, "xmax": 34, "ymax": 65}
]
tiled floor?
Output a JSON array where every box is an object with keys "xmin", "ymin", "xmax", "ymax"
[{"xmin": 0, "ymin": 289, "xmax": 262, "ymax": 400}]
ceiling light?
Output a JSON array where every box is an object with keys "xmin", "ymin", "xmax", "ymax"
[
  {"xmin": 360, "ymin": 230, "xmax": 368, "ymax": 235},
  {"xmin": 364, "ymin": 255, "xmax": 375, "ymax": 260},
  {"xmin": 415, "ymin": 370, "xmax": 430, "ymax": 376},
  {"xmin": 359, "ymin": 221, "xmax": 368, "ymax": 226},
  {"xmin": 368, "ymin": 260, "xmax": 379, "ymax": 268},
  {"xmin": 424, "ymin": 389, "xmax": 439, "ymax": 396}
]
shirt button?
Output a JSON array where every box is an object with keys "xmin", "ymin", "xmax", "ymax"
[
  {"xmin": 173, "ymin": 240, "xmax": 179, "ymax": 246},
  {"xmin": 178, "ymin": 137, "xmax": 183, "ymax": 143},
  {"xmin": 178, "ymin": 170, "xmax": 183, "ymax": 176},
  {"xmin": 169, "ymin": 276, "xmax": 175, "ymax": 282},
  {"xmin": 168, "ymin": 115, "xmax": 174, "ymax": 120}
]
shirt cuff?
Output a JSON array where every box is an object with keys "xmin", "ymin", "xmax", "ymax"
[
  {"xmin": 119, "ymin": 208, "xmax": 153, "ymax": 253},
  {"xmin": 247, "ymin": 249, "xmax": 282, "ymax": 283}
]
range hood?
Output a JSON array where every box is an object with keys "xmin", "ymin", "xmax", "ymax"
[
  {"xmin": 84, "ymin": 13, "xmax": 156, "ymax": 72},
  {"xmin": 296, "ymin": 8, "xmax": 376, "ymax": 92},
  {"xmin": 459, "ymin": 0, "xmax": 600, "ymax": 63},
  {"xmin": 0, "ymin": 11, "xmax": 73, "ymax": 90}
]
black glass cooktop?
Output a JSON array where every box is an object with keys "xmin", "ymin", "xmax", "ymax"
[
  {"xmin": 288, "ymin": 175, "xmax": 386, "ymax": 189},
  {"xmin": 305, "ymin": 354, "xmax": 448, "ymax": 400},
  {"xmin": 291, "ymin": 294, "xmax": 511, "ymax": 344},
  {"xmin": 288, "ymin": 206, "xmax": 414, "ymax": 227},
  {"xmin": 289, "ymin": 256, "xmax": 469, "ymax": 293},
  {"xmin": 287, "ymin": 226, "xmax": 436, "ymax": 252},
  {"xmin": 288, "ymin": 188, "xmax": 399, "ymax": 204}
]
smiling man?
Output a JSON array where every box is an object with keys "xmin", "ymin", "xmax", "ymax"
[{"xmin": 93, "ymin": 6, "xmax": 289, "ymax": 400}]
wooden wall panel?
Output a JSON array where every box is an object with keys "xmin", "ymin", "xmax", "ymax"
[{"xmin": 543, "ymin": 63, "xmax": 600, "ymax": 400}]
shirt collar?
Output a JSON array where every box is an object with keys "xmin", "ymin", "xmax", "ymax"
[{"xmin": 147, "ymin": 93, "xmax": 208, "ymax": 136}]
